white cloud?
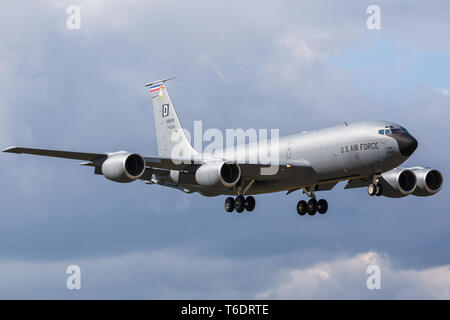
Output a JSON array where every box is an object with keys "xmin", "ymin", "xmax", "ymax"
[
  {"xmin": 257, "ymin": 251, "xmax": 450, "ymax": 299},
  {"xmin": 435, "ymin": 88, "xmax": 449, "ymax": 96}
]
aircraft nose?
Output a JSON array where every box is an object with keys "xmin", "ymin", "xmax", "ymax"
[{"xmin": 393, "ymin": 133, "xmax": 418, "ymax": 157}]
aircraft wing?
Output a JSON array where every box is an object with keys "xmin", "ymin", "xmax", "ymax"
[
  {"xmin": 3, "ymin": 146, "xmax": 106, "ymax": 162},
  {"xmin": 3, "ymin": 147, "xmax": 202, "ymax": 175},
  {"xmin": 3, "ymin": 147, "xmax": 314, "ymax": 181}
]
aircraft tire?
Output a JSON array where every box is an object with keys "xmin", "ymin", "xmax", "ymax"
[
  {"xmin": 307, "ymin": 199, "xmax": 317, "ymax": 215},
  {"xmin": 375, "ymin": 185, "xmax": 383, "ymax": 196},
  {"xmin": 225, "ymin": 197, "xmax": 235, "ymax": 212},
  {"xmin": 368, "ymin": 183, "xmax": 377, "ymax": 196},
  {"xmin": 245, "ymin": 196, "xmax": 255, "ymax": 212},
  {"xmin": 297, "ymin": 200, "xmax": 307, "ymax": 215},
  {"xmin": 235, "ymin": 195, "xmax": 245, "ymax": 213},
  {"xmin": 317, "ymin": 199, "xmax": 328, "ymax": 214}
]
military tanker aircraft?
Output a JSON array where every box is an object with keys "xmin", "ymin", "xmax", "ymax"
[{"xmin": 3, "ymin": 78, "xmax": 443, "ymax": 215}]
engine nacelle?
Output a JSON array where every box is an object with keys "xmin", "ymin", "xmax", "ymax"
[
  {"xmin": 101, "ymin": 152, "xmax": 145, "ymax": 183},
  {"xmin": 195, "ymin": 161, "xmax": 241, "ymax": 189},
  {"xmin": 379, "ymin": 168, "xmax": 416, "ymax": 198},
  {"xmin": 410, "ymin": 167, "xmax": 443, "ymax": 196}
]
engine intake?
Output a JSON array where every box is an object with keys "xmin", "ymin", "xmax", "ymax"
[
  {"xmin": 379, "ymin": 168, "xmax": 416, "ymax": 198},
  {"xmin": 102, "ymin": 152, "xmax": 145, "ymax": 183},
  {"xmin": 411, "ymin": 168, "xmax": 443, "ymax": 196},
  {"xmin": 195, "ymin": 161, "xmax": 241, "ymax": 188}
]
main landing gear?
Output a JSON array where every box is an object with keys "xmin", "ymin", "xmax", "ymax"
[
  {"xmin": 225, "ymin": 195, "xmax": 255, "ymax": 213},
  {"xmin": 296, "ymin": 187, "xmax": 328, "ymax": 216}
]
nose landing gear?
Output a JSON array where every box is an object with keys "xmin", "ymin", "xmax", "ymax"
[{"xmin": 368, "ymin": 175, "xmax": 383, "ymax": 197}]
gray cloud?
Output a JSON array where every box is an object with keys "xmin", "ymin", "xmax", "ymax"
[
  {"xmin": 0, "ymin": 0, "xmax": 449, "ymax": 298},
  {"xmin": 0, "ymin": 250, "xmax": 448, "ymax": 299}
]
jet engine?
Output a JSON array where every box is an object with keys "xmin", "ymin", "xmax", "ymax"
[
  {"xmin": 195, "ymin": 161, "xmax": 241, "ymax": 189},
  {"xmin": 410, "ymin": 167, "xmax": 443, "ymax": 196},
  {"xmin": 101, "ymin": 152, "xmax": 146, "ymax": 183},
  {"xmin": 379, "ymin": 168, "xmax": 416, "ymax": 198}
]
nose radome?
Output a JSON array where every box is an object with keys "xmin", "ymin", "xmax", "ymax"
[{"xmin": 396, "ymin": 133, "xmax": 418, "ymax": 157}]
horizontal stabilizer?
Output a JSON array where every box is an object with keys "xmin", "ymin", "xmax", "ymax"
[{"xmin": 144, "ymin": 76, "xmax": 177, "ymax": 87}]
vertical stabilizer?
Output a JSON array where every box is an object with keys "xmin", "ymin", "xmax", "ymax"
[{"xmin": 145, "ymin": 78, "xmax": 198, "ymax": 158}]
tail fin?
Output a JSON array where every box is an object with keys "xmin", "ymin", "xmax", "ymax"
[{"xmin": 145, "ymin": 77, "xmax": 198, "ymax": 158}]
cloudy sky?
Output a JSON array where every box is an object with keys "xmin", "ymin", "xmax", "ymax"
[{"xmin": 0, "ymin": 0, "xmax": 449, "ymax": 299}]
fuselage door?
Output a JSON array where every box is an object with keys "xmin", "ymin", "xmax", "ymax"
[{"xmin": 286, "ymin": 141, "xmax": 293, "ymax": 160}]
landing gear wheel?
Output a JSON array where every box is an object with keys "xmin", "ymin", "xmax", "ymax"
[
  {"xmin": 245, "ymin": 196, "xmax": 255, "ymax": 212},
  {"xmin": 297, "ymin": 200, "xmax": 307, "ymax": 216},
  {"xmin": 307, "ymin": 199, "xmax": 318, "ymax": 216},
  {"xmin": 225, "ymin": 197, "xmax": 235, "ymax": 212},
  {"xmin": 317, "ymin": 199, "xmax": 328, "ymax": 214},
  {"xmin": 368, "ymin": 183, "xmax": 377, "ymax": 196},
  {"xmin": 235, "ymin": 195, "xmax": 245, "ymax": 213},
  {"xmin": 375, "ymin": 185, "xmax": 383, "ymax": 197}
]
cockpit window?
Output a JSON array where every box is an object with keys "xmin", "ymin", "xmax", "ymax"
[
  {"xmin": 378, "ymin": 126, "xmax": 408, "ymax": 135},
  {"xmin": 391, "ymin": 127, "xmax": 408, "ymax": 134}
]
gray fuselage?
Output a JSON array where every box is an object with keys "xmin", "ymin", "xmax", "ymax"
[{"xmin": 187, "ymin": 120, "xmax": 417, "ymax": 196}]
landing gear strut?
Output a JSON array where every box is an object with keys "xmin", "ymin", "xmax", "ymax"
[{"xmin": 296, "ymin": 187, "xmax": 328, "ymax": 216}]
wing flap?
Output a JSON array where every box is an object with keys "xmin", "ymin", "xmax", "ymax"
[
  {"xmin": 144, "ymin": 157, "xmax": 315, "ymax": 180},
  {"xmin": 315, "ymin": 181, "xmax": 339, "ymax": 191},
  {"xmin": 144, "ymin": 157, "xmax": 202, "ymax": 171},
  {"xmin": 344, "ymin": 178, "xmax": 370, "ymax": 189}
]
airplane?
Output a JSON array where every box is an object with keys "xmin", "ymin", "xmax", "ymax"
[{"xmin": 3, "ymin": 78, "xmax": 443, "ymax": 215}]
